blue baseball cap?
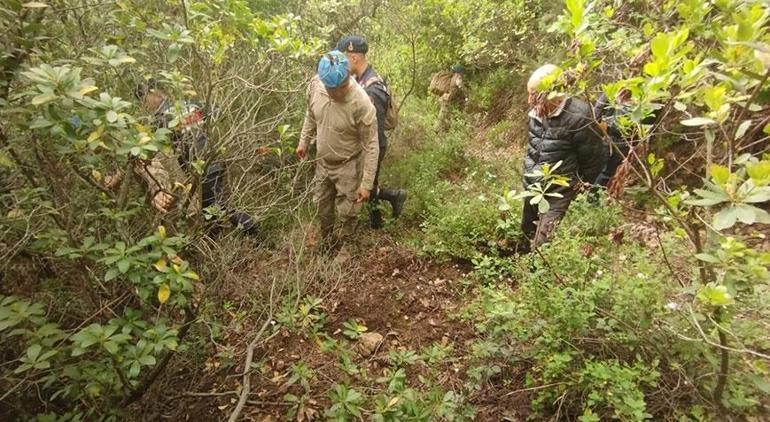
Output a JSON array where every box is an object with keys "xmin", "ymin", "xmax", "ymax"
[{"xmin": 317, "ymin": 51, "xmax": 350, "ymax": 88}]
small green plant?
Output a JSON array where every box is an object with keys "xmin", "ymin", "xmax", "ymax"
[
  {"xmin": 342, "ymin": 319, "xmax": 368, "ymax": 341},
  {"xmin": 286, "ymin": 361, "xmax": 314, "ymax": 392},
  {"xmin": 388, "ymin": 350, "xmax": 422, "ymax": 368},
  {"xmin": 326, "ymin": 384, "xmax": 365, "ymax": 421}
]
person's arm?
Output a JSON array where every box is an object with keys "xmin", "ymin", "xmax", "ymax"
[
  {"xmin": 574, "ymin": 118, "xmax": 609, "ymax": 184},
  {"xmin": 357, "ymin": 103, "xmax": 380, "ymax": 200},
  {"xmin": 365, "ymin": 84, "xmax": 388, "ymax": 147},
  {"xmin": 134, "ymin": 155, "xmax": 177, "ymax": 212},
  {"xmin": 297, "ymin": 80, "xmax": 317, "ymax": 158}
]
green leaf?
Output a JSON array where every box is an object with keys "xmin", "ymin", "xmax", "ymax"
[
  {"xmin": 138, "ymin": 355, "xmax": 156, "ymax": 366},
  {"xmin": 117, "ymin": 260, "xmax": 130, "ymax": 274},
  {"xmin": 697, "ymin": 283, "xmax": 734, "ymax": 307},
  {"xmin": 695, "ymin": 253, "xmax": 720, "ymax": 263},
  {"xmin": 31, "ymin": 92, "xmax": 57, "ymax": 105},
  {"xmin": 713, "ymin": 207, "xmax": 738, "ymax": 230},
  {"xmin": 27, "ymin": 344, "xmax": 42, "ymax": 361},
  {"xmin": 733, "ymin": 204, "xmax": 758, "ymax": 225},
  {"xmin": 735, "ymin": 120, "xmax": 752, "ymax": 139},
  {"xmin": 103, "ymin": 340, "xmax": 119, "ymax": 354},
  {"xmin": 104, "ymin": 267, "xmax": 119, "ymax": 281},
  {"xmin": 709, "ymin": 164, "xmax": 730, "ymax": 185},
  {"xmin": 538, "ymin": 199, "xmax": 550, "ymax": 214},
  {"xmin": 14, "ymin": 363, "xmax": 33, "ymax": 374},
  {"xmin": 106, "ymin": 110, "xmax": 118, "ymax": 123},
  {"xmin": 167, "ymin": 44, "xmax": 182, "ymax": 63}
]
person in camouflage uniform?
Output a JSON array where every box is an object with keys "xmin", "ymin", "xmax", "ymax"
[
  {"xmin": 107, "ymin": 79, "xmax": 257, "ymax": 235},
  {"xmin": 436, "ymin": 64, "xmax": 467, "ymax": 133},
  {"xmin": 296, "ymin": 51, "xmax": 379, "ymax": 253}
]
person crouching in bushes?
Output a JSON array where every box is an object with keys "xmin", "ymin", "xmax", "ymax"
[{"xmin": 516, "ymin": 64, "xmax": 608, "ymax": 253}]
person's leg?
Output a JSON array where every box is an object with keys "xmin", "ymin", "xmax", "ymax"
[
  {"xmin": 331, "ymin": 160, "xmax": 363, "ymax": 248},
  {"xmin": 312, "ymin": 165, "xmax": 338, "ymax": 252},
  {"xmin": 368, "ymin": 143, "xmax": 387, "ymax": 229},
  {"xmin": 517, "ymin": 199, "xmax": 539, "ymax": 254},
  {"xmin": 531, "ymin": 190, "xmax": 576, "ymax": 249},
  {"xmin": 436, "ymin": 97, "xmax": 450, "ymax": 133}
]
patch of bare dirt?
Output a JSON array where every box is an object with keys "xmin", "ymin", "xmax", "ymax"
[{"xmin": 132, "ymin": 236, "xmax": 530, "ymax": 421}]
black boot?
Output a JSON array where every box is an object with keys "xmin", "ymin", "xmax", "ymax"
[{"xmin": 379, "ymin": 188, "xmax": 407, "ymax": 219}]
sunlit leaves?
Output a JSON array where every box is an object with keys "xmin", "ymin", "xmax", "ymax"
[{"xmin": 697, "ymin": 283, "xmax": 734, "ymax": 307}]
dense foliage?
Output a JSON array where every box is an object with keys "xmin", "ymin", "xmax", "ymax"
[{"xmin": 1, "ymin": 0, "xmax": 769, "ymax": 420}]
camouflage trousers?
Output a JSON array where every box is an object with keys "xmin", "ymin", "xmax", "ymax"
[{"xmin": 313, "ymin": 157, "xmax": 364, "ymax": 251}]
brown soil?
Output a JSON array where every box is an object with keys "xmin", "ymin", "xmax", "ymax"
[{"xmin": 130, "ymin": 235, "xmax": 531, "ymax": 421}]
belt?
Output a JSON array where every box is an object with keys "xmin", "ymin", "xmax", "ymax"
[{"xmin": 322, "ymin": 151, "xmax": 361, "ymax": 166}]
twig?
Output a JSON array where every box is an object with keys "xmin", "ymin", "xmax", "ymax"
[
  {"xmin": 504, "ymin": 382, "xmax": 566, "ymax": 397},
  {"xmin": 227, "ymin": 277, "xmax": 277, "ymax": 422}
]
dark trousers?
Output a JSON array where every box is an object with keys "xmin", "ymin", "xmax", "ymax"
[
  {"xmin": 519, "ymin": 189, "xmax": 576, "ymax": 253},
  {"xmin": 596, "ymin": 140, "xmax": 631, "ymax": 187},
  {"xmin": 177, "ymin": 134, "xmax": 255, "ymax": 231},
  {"xmin": 369, "ymin": 142, "xmax": 388, "ymax": 211}
]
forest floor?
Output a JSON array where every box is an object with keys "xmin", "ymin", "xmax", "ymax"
[{"xmin": 132, "ymin": 233, "xmax": 532, "ymax": 421}]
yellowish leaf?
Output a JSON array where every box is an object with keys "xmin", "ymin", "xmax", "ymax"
[
  {"xmin": 79, "ymin": 85, "xmax": 98, "ymax": 96},
  {"xmin": 157, "ymin": 284, "xmax": 170, "ymax": 304},
  {"xmin": 91, "ymin": 170, "xmax": 102, "ymax": 182},
  {"xmin": 387, "ymin": 397, "xmax": 399, "ymax": 407},
  {"xmin": 87, "ymin": 130, "xmax": 101, "ymax": 143},
  {"xmin": 184, "ymin": 271, "xmax": 200, "ymax": 281},
  {"xmin": 23, "ymin": 2, "xmax": 49, "ymax": 8},
  {"xmin": 153, "ymin": 258, "xmax": 167, "ymax": 272},
  {"xmin": 157, "ymin": 225, "xmax": 166, "ymax": 239},
  {"xmin": 172, "ymin": 264, "xmax": 182, "ymax": 273}
]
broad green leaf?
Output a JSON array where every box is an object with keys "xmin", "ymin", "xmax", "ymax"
[
  {"xmin": 106, "ymin": 110, "xmax": 118, "ymax": 123},
  {"xmin": 744, "ymin": 188, "xmax": 770, "ymax": 203},
  {"xmin": 27, "ymin": 344, "xmax": 42, "ymax": 361},
  {"xmin": 117, "ymin": 259, "xmax": 130, "ymax": 273},
  {"xmin": 103, "ymin": 341, "xmax": 119, "ymax": 354},
  {"xmin": 138, "ymin": 355, "xmax": 156, "ymax": 366},
  {"xmin": 31, "ymin": 92, "xmax": 57, "ymax": 105},
  {"xmin": 713, "ymin": 207, "xmax": 738, "ymax": 230},
  {"xmin": 734, "ymin": 204, "xmax": 757, "ymax": 225}
]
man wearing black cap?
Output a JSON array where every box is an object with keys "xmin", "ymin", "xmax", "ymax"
[{"xmin": 336, "ymin": 35, "xmax": 407, "ymax": 229}]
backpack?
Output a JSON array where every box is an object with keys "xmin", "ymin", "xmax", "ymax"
[
  {"xmin": 429, "ymin": 71, "xmax": 452, "ymax": 96},
  {"xmin": 364, "ymin": 76, "xmax": 399, "ymax": 131}
]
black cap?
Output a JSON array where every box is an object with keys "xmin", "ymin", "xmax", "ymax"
[{"xmin": 336, "ymin": 35, "xmax": 368, "ymax": 54}]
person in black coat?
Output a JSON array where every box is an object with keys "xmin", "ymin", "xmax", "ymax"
[
  {"xmin": 518, "ymin": 64, "xmax": 608, "ymax": 253},
  {"xmin": 336, "ymin": 35, "xmax": 407, "ymax": 229}
]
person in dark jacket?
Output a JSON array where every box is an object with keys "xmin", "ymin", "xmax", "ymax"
[
  {"xmin": 593, "ymin": 88, "xmax": 632, "ymax": 187},
  {"xmin": 336, "ymin": 35, "xmax": 407, "ymax": 229},
  {"xmin": 518, "ymin": 64, "xmax": 608, "ymax": 253}
]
